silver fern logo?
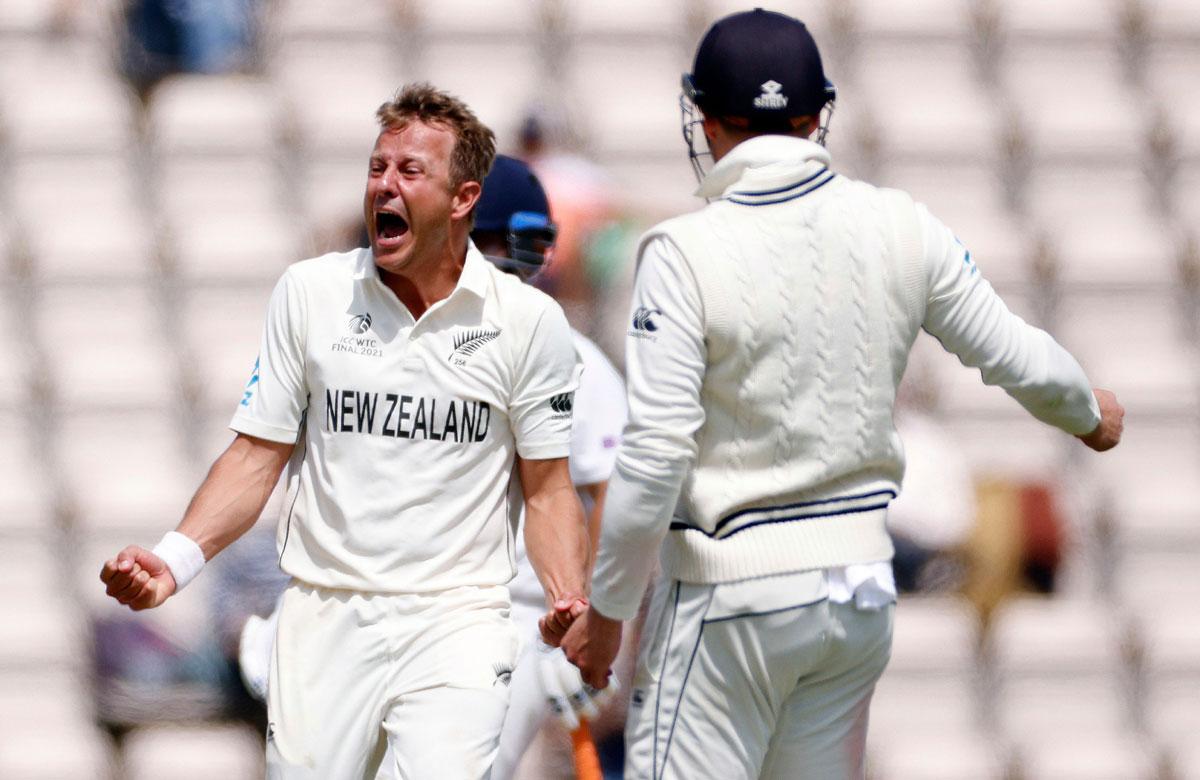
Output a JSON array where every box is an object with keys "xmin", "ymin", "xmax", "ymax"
[{"xmin": 449, "ymin": 328, "xmax": 501, "ymax": 362}]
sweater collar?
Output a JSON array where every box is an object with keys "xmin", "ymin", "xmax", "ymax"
[{"xmin": 696, "ymin": 136, "xmax": 833, "ymax": 200}]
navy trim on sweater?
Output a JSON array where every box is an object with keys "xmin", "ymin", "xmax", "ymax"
[
  {"xmin": 727, "ymin": 171, "xmax": 836, "ymax": 206},
  {"xmin": 668, "ymin": 488, "xmax": 897, "ymax": 540}
]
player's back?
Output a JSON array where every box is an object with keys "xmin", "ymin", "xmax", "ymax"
[{"xmin": 645, "ymin": 152, "xmax": 928, "ymax": 523}]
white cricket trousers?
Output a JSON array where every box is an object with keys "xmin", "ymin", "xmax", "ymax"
[
  {"xmin": 490, "ymin": 598, "xmax": 545, "ymax": 780},
  {"xmin": 625, "ymin": 574, "xmax": 893, "ymax": 780},
  {"xmin": 266, "ymin": 580, "xmax": 519, "ymax": 780}
]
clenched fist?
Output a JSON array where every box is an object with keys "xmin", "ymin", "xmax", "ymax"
[
  {"xmin": 99, "ymin": 545, "xmax": 177, "ymax": 611},
  {"xmin": 1078, "ymin": 388, "xmax": 1124, "ymax": 452}
]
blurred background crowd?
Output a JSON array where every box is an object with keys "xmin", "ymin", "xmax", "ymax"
[{"xmin": 0, "ymin": 0, "xmax": 1197, "ymax": 778}]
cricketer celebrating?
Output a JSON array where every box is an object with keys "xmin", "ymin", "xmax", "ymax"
[
  {"xmin": 557, "ymin": 10, "xmax": 1125, "ymax": 780},
  {"xmin": 240, "ymin": 155, "xmax": 627, "ymax": 779},
  {"xmin": 100, "ymin": 84, "xmax": 590, "ymax": 779}
]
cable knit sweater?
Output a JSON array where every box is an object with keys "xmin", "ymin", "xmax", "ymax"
[{"xmin": 590, "ymin": 136, "xmax": 1101, "ymax": 620}]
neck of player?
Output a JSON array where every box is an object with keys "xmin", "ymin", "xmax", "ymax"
[{"xmin": 378, "ymin": 230, "xmax": 469, "ymax": 321}]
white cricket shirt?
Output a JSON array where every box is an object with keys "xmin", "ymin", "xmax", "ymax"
[{"xmin": 230, "ymin": 245, "xmax": 580, "ymax": 594}]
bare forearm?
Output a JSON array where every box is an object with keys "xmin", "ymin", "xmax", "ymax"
[
  {"xmin": 524, "ymin": 482, "xmax": 589, "ymax": 605},
  {"xmin": 176, "ymin": 435, "xmax": 291, "ymax": 560}
]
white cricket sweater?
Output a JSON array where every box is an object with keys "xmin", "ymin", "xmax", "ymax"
[{"xmin": 589, "ymin": 136, "xmax": 1101, "ymax": 620}]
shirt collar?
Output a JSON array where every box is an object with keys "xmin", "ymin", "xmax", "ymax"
[
  {"xmin": 353, "ymin": 242, "xmax": 491, "ymax": 301},
  {"xmin": 457, "ymin": 240, "xmax": 492, "ymax": 299},
  {"xmin": 696, "ymin": 135, "xmax": 833, "ymax": 200}
]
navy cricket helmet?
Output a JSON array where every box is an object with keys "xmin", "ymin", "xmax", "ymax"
[
  {"xmin": 472, "ymin": 155, "xmax": 557, "ymax": 279},
  {"xmin": 681, "ymin": 8, "xmax": 837, "ymax": 180}
]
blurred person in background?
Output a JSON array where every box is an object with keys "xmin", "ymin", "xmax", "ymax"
[
  {"xmin": 516, "ymin": 107, "xmax": 621, "ymax": 329},
  {"xmin": 886, "ymin": 405, "xmax": 975, "ymax": 593},
  {"xmin": 556, "ymin": 10, "xmax": 1125, "ymax": 779},
  {"xmin": 887, "ymin": 370, "xmax": 976, "ymax": 593},
  {"xmin": 470, "ymin": 155, "xmax": 628, "ymax": 780},
  {"xmin": 99, "ymin": 83, "xmax": 590, "ymax": 779},
  {"xmin": 120, "ymin": 0, "xmax": 261, "ymax": 98}
]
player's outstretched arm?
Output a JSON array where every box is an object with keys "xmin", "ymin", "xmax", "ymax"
[
  {"xmin": 99, "ymin": 433, "xmax": 294, "ymax": 611},
  {"xmin": 1077, "ymin": 388, "xmax": 1124, "ymax": 452},
  {"xmin": 519, "ymin": 456, "xmax": 590, "ymax": 642}
]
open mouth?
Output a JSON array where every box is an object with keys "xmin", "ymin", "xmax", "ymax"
[{"xmin": 375, "ymin": 211, "xmax": 409, "ymax": 242}]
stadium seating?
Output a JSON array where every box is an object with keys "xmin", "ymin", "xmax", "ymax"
[
  {"xmin": 419, "ymin": 40, "xmax": 544, "ymax": 140},
  {"xmin": 853, "ymin": 40, "xmax": 1001, "ymax": 167},
  {"xmin": 868, "ymin": 731, "xmax": 1008, "ymax": 780},
  {"xmin": 880, "ymin": 161, "xmax": 1032, "ymax": 290},
  {"xmin": 270, "ymin": 0, "xmax": 396, "ymax": 42},
  {"xmin": 0, "ymin": 671, "xmax": 114, "ymax": 780},
  {"xmin": 34, "ymin": 284, "xmax": 177, "ymax": 410},
  {"xmin": 2, "ymin": 0, "xmax": 1197, "ymax": 776},
  {"xmin": 11, "ymin": 155, "xmax": 156, "ymax": 283},
  {"xmin": 271, "ymin": 38, "xmax": 404, "ymax": 158},
  {"xmin": 561, "ymin": 0, "xmax": 689, "ymax": 41},
  {"xmin": 0, "ymin": 54, "xmax": 136, "ymax": 156},
  {"xmin": 55, "ymin": 409, "xmax": 198, "ymax": 534},
  {"xmin": 148, "ymin": 74, "xmax": 281, "ymax": 157},
  {"xmin": 417, "ymin": 0, "xmax": 543, "ymax": 38},
  {"xmin": 849, "ymin": 0, "xmax": 977, "ymax": 42},
  {"xmin": 568, "ymin": 42, "xmax": 692, "ymax": 159},
  {"xmin": 1090, "ymin": 418, "xmax": 1200, "ymax": 552},
  {"xmin": 122, "ymin": 724, "xmax": 263, "ymax": 780},
  {"xmin": 180, "ymin": 285, "xmax": 273, "ymax": 415}
]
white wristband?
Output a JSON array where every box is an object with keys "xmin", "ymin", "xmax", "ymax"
[{"xmin": 151, "ymin": 531, "xmax": 206, "ymax": 591}]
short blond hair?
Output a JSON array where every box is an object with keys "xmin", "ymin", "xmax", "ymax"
[{"xmin": 376, "ymin": 83, "xmax": 496, "ymax": 188}]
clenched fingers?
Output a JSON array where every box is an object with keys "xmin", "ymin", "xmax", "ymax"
[{"xmin": 112, "ymin": 568, "xmax": 151, "ymax": 605}]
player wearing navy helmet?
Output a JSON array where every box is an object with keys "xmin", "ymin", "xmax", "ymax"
[
  {"xmin": 557, "ymin": 9, "xmax": 1124, "ymax": 779},
  {"xmin": 473, "ymin": 155, "xmax": 628, "ymax": 780}
]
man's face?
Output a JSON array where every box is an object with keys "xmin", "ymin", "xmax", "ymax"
[{"xmin": 364, "ymin": 121, "xmax": 461, "ymax": 275}]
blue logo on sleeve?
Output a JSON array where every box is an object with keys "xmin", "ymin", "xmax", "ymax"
[
  {"xmin": 241, "ymin": 357, "xmax": 260, "ymax": 407},
  {"xmin": 631, "ymin": 307, "xmax": 661, "ymax": 332},
  {"xmin": 954, "ymin": 237, "xmax": 977, "ymax": 275},
  {"xmin": 629, "ymin": 306, "xmax": 663, "ymax": 341}
]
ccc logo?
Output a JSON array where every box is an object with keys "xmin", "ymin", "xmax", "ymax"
[{"xmin": 549, "ymin": 393, "xmax": 574, "ymax": 414}]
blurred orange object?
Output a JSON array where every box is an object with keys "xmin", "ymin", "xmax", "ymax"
[{"xmin": 571, "ymin": 720, "xmax": 603, "ymax": 780}]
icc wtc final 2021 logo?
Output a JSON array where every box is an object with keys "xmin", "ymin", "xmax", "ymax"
[{"xmin": 333, "ymin": 313, "xmax": 382, "ymax": 357}]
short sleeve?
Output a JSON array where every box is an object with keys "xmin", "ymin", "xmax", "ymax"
[
  {"xmin": 230, "ymin": 270, "xmax": 309, "ymax": 443},
  {"xmin": 508, "ymin": 302, "xmax": 582, "ymax": 460}
]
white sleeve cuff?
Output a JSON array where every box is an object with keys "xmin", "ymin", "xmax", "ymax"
[{"xmin": 152, "ymin": 531, "xmax": 206, "ymax": 591}]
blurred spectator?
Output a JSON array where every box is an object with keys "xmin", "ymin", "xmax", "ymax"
[
  {"xmin": 888, "ymin": 407, "xmax": 976, "ymax": 593},
  {"xmin": 120, "ymin": 0, "xmax": 261, "ymax": 97},
  {"xmin": 517, "ymin": 107, "xmax": 619, "ymax": 326}
]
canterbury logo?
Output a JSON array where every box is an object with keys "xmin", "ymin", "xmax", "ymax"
[
  {"xmin": 631, "ymin": 307, "xmax": 661, "ymax": 332},
  {"xmin": 754, "ymin": 80, "xmax": 788, "ymax": 110},
  {"xmin": 348, "ymin": 312, "xmax": 372, "ymax": 334},
  {"xmin": 450, "ymin": 328, "xmax": 501, "ymax": 359},
  {"xmin": 549, "ymin": 393, "xmax": 574, "ymax": 414}
]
